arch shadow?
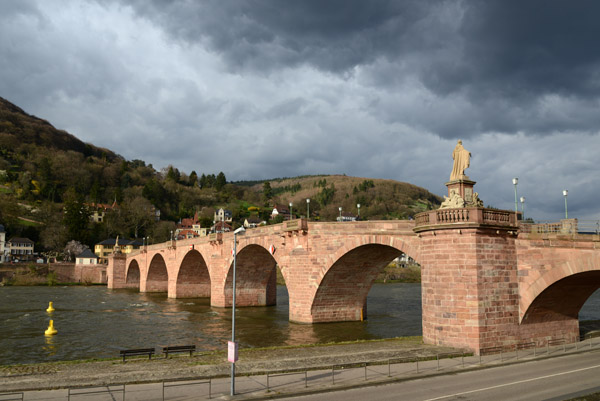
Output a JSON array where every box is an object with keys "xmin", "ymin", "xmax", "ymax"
[
  {"xmin": 311, "ymin": 244, "xmax": 404, "ymax": 323},
  {"xmin": 146, "ymin": 253, "xmax": 169, "ymax": 293},
  {"xmin": 224, "ymin": 244, "xmax": 278, "ymax": 307},
  {"xmin": 522, "ymin": 271, "xmax": 600, "ymax": 324},
  {"xmin": 126, "ymin": 259, "xmax": 141, "ymax": 288},
  {"xmin": 175, "ymin": 250, "xmax": 211, "ymax": 298}
]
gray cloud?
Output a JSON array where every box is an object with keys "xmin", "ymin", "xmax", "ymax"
[{"xmin": 1, "ymin": 0, "xmax": 599, "ymax": 221}]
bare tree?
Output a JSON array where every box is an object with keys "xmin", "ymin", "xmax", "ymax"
[{"xmin": 64, "ymin": 240, "xmax": 88, "ymax": 262}]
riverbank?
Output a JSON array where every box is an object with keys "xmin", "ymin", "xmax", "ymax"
[{"xmin": 0, "ymin": 337, "xmax": 461, "ymax": 392}]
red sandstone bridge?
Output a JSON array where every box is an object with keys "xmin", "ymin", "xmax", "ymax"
[{"xmin": 108, "ymin": 210, "xmax": 600, "ymax": 354}]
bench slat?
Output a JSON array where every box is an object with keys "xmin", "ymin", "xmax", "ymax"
[
  {"xmin": 162, "ymin": 345, "xmax": 196, "ymax": 358},
  {"xmin": 120, "ymin": 348, "xmax": 155, "ymax": 362}
]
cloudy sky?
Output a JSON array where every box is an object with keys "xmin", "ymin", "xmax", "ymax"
[{"xmin": 1, "ymin": 0, "xmax": 599, "ymax": 221}]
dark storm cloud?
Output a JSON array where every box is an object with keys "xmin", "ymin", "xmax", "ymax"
[
  {"xmin": 124, "ymin": 0, "xmax": 428, "ymax": 72},
  {"xmin": 2, "ymin": 0, "xmax": 600, "ymax": 220},
  {"xmin": 125, "ymin": 0, "xmax": 600, "ymax": 139}
]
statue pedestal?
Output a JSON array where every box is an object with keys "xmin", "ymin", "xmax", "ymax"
[{"xmin": 446, "ymin": 178, "xmax": 476, "ymax": 204}]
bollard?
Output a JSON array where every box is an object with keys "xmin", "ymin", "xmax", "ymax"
[{"xmin": 437, "ymin": 354, "xmax": 440, "ymax": 371}]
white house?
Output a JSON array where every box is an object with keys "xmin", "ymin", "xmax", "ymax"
[
  {"xmin": 75, "ymin": 248, "xmax": 99, "ymax": 265},
  {"xmin": 0, "ymin": 224, "xmax": 6, "ymax": 263},
  {"xmin": 214, "ymin": 208, "xmax": 232, "ymax": 223}
]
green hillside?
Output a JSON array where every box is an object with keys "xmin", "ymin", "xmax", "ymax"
[{"xmin": 0, "ymin": 96, "xmax": 441, "ymax": 256}]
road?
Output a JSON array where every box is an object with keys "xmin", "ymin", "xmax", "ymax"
[{"xmin": 280, "ymin": 351, "xmax": 600, "ymax": 401}]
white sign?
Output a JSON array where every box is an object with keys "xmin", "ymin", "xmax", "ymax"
[
  {"xmin": 269, "ymin": 244, "xmax": 275, "ymax": 255},
  {"xmin": 228, "ymin": 341, "xmax": 238, "ymax": 363}
]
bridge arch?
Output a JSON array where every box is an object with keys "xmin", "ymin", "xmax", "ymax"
[
  {"xmin": 521, "ymin": 257, "xmax": 600, "ymax": 324},
  {"xmin": 125, "ymin": 259, "xmax": 141, "ymax": 288},
  {"xmin": 223, "ymin": 244, "xmax": 279, "ymax": 307},
  {"xmin": 174, "ymin": 249, "xmax": 211, "ymax": 298},
  {"xmin": 521, "ymin": 271, "xmax": 600, "ymax": 325},
  {"xmin": 310, "ymin": 243, "xmax": 406, "ymax": 323},
  {"xmin": 146, "ymin": 253, "xmax": 169, "ymax": 293}
]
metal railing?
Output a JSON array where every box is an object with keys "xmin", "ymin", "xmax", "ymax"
[
  {"xmin": 0, "ymin": 392, "xmax": 23, "ymax": 401},
  {"xmin": 67, "ymin": 385, "xmax": 124, "ymax": 400},
  {"xmin": 163, "ymin": 378, "xmax": 211, "ymax": 400}
]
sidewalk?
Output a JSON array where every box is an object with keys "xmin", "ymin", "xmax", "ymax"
[{"xmin": 3, "ymin": 337, "xmax": 598, "ymax": 401}]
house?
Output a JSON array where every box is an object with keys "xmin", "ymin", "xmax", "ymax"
[
  {"xmin": 336, "ymin": 212, "xmax": 358, "ymax": 222},
  {"xmin": 176, "ymin": 229, "xmax": 200, "ymax": 240},
  {"xmin": 175, "ymin": 212, "xmax": 208, "ymax": 238},
  {"xmin": 94, "ymin": 238, "xmax": 143, "ymax": 264},
  {"xmin": 86, "ymin": 201, "xmax": 117, "ymax": 223},
  {"xmin": 75, "ymin": 248, "xmax": 106, "ymax": 283},
  {"xmin": 270, "ymin": 204, "xmax": 290, "ymax": 220},
  {"xmin": 214, "ymin": 208, "xmax": 232, "ymax": 223},
  {"xmin": 0, "ymin": 224, "xmax": 5, "ymax": 263},
  {"xmin": 0, "ymin": 224, "xmax": 6, "ymax": 263},
  {"xmin": 7, "ymin": 237, "xmax": 35, "ymax": 262},
  {"xmin": 76, "ymin": 248, "xmax": 99, "ymax": 265},
  {"xmin": 212, "ymin": 221, "xmax": 232, "ymax": 233},
  {"xmin": 243, "ymin": 216, "xmax": 266, "ymax": 228}
]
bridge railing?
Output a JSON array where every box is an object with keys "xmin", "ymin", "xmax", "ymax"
[
  {"xmin": 414, "ymin": 207, "xmax": 517, "ymax": 231},
  {"xmin": 519, "ymin": 219, "xmax": 600, "ymax": 235}
]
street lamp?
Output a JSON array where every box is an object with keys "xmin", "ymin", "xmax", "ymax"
[
  {"xmin": 520, "ymin": 197, "xmax": 525, "ymax": 220},
  {"xmin": 289, "ymin": 202, "xmax": 293, "ymax": 220},
  {"xmin": 563, "ymin": 190, "xmax": 568, "ymax": 219},
  {"xmin": 357, "ymin": 203, "xmax": 361, "ymax": 219},
  {"xmin": 512, "ymin": 178, "xmax": 518, "ymax": 213},
  {"xmin": 338, "ymin": 206, "xmax": 342, "ymax": 222},
  {"xmin": 230, "ymin": 226, "xmax": 245, "ymax": 396},
  {"xmin": 306, "ymin": 198, "xmax": 310, "ymax": 220}
]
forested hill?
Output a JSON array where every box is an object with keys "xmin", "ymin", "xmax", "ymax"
[
  {"xmin": 0, "ymin": 96, "xmax": 441, "ymax": 256},
  {"xmin": 0, "ymin": 97, "xmax": 119, "ymax": 160}
]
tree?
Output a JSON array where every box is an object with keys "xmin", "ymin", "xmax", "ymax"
[
  {"xmin": 262, "ymin": 182, "xmax": 273, "ymax": 202},
  {"xmin": 199, "ymin": 173, "xmax": 207, "ymax": 188},
  {"xmin": 121, "ymin": 196, "xmax": 156, "ymax": 238},
  {"xmin": 63, "ymin": 240, "xmax": 88, "ymax": 262},
  {"xmin": 215, "ymin": 172, "xmax": 227, "ymax": 191},
  {"xmin": 166, "ymin": 165, "xmax": 180, "ymax": 183},
  {"xmin": 188, "ymin": 170, "xmax": 198, "ymax": 187},
  {"xmin": 62, "ymin": 189, "xmax": 91, "ymax": 244}
]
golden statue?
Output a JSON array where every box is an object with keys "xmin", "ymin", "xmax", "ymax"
[{"xmin": 450, "ymin": 140, "xmax": 471, "ymax": 181}]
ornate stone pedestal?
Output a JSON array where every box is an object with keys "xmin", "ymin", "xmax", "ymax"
[{"xmin": 445, "ymin": 178, "xmax": 476, "ymax": 203}]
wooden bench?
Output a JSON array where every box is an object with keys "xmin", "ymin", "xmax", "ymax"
[
  {"xmin": 119, "ymin": 348, "xmax": 155, "ymax": 362},
  {"xmin": 162, "ymin": 345, "xmax": 196, "ymax": 358}
]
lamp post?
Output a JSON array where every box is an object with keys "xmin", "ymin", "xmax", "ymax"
[
  {"xmin": 357, "ymin": 203, "xmax": 361, "ymax": 219},
  {"xmin": 289, "ymin": 202, "xmax": 293, "ymax": 220},
  {"xmin": 520, "ymin": 197, "xmax": 525, "ymax": 220},
  {"xmin": 230, "ymin": 226, "xmax": 245, "ymax": 396},
  {"xmin": 338, "ymin": 207, "xmax": 342, "ymax": 222},
  {"xmin": 512, "ymin": 178, "xmax": 518, "ymax": 213},
  {"xmin": 563, "ymin": 190, "xmax": 568, "ymax": 219},
  {"xmin": 306, "ymin": 198, "xmax": 310, "ymax": 220}
]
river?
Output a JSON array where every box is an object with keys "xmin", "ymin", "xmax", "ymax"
[{"xmin": 1, "ymin": 284, "xmax": 599, "ymax": 365}]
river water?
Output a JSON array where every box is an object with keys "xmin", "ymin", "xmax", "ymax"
[{"xmin": 1, "ymin": 284, "xmax": 599, "ymax": 366}]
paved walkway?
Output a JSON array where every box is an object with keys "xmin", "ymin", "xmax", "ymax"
[{"xmin": 2, "ymin": 338, "xmax": 599, "ymax": 400}]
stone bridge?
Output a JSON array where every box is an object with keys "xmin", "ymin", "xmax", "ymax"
[{"xmin": 108, "ymin": 210, "xmax": 600, "ymax": 354}]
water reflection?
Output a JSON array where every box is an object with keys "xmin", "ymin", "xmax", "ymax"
[{"xmin": 43, "ymin": 334, "xmax": 57, "ymax": 356}]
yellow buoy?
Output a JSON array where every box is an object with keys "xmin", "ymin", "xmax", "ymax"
[
  {"xmin": 46, "ymin": 301, "xmax": 55, "ymax": 313},
  {"xmin": 45, "ymin": 320, "xmax": 57, "ymax": 336}
]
